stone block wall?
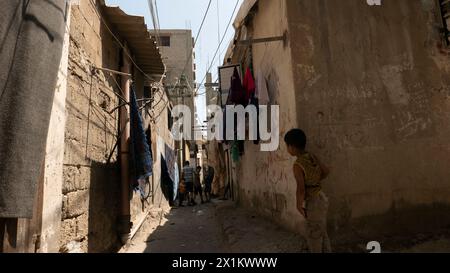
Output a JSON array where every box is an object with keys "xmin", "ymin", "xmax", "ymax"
[{"xmin": 60, "ymin": 0, "xmax": 121, "ymax": 252}]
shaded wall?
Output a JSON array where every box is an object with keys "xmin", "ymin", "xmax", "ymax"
[
  {"xmin": 230, "ymin": 0, "xmax": 450, "ymax": 247},
  {"xmin": 286, "ymin": 0, "xmax": 450, "ymax": 243}
]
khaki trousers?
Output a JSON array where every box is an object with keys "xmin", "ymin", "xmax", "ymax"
[{"xmin": 305, "ymin": 191, "xmax": 332, "ymax": 253}]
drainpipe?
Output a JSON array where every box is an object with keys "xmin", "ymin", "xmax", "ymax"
[{"xmin": 119, "ymin": 46, "xmax": 131, "ymax": 244}]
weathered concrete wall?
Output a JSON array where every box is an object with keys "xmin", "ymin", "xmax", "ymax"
[
  {"xmin": 61, "ymin": 0, "xmax": 121, "ymax": 252},
  {"xmin": 286, "ymin": 0, "xmax": 450, "ymax": 243},
  {"xmin": 231, "ymin": 0, "xmax": 301, "ymax": 232},
  {"xmin": 31, "ymin": 0, "xmax": 173, "ymax": 253},
  {"xmin": 39, "ymin": 3, "xmax": 73, "ymax": 253},
  {"xmin": 230, "ymin": 0, "xmax": 450, "ymax": 247}
]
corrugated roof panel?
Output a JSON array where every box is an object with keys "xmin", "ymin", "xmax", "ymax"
[{"xmin": 102, "ymin": 6, "xmax": 165, "ymax": 76}]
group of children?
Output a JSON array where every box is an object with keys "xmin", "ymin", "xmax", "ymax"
[{"xmin": 178, "ymin": 162, "xmax": 214, "ymax": 207}]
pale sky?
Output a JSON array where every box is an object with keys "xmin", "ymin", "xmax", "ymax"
[{"xmin": 105, "ymin": 0, "xmax": 244, "ymax": 124}]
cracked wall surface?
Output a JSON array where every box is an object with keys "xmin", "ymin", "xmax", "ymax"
[
  {"xmin": 286, "ymin": 0, "xmax": 450, "ymax": 241},
  {"xmin": 233, "ymin": 0, "xmax": 450, "ymax": 244}
]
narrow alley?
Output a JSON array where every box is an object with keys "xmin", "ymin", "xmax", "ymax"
[
  {"xmin": 122, "ymin": 199, "xmax": 450, "ymax": 254},
  {"xmin": 123, "ymin": 202, "xmax": 224, "ymax": 253},
  {"xmin": 122, "ymin": 200, "xmax": 306, "ymax": 253},
  {"xmin": 2, "ymin": 0, "xmax": 450, "ymax": 258}
]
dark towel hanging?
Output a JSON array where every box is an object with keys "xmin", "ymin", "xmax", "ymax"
[{"xmin": 129, "ymin": 86, "xmax": 153, "ymax": 188}]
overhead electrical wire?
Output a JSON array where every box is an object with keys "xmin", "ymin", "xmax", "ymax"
[
  {"xmin": 164, "ymin": 0, "xmax": 214, "ymax": 109},
  {"xmin": 148, "ymin": 0, "xmax": 161, "ymax": 44},
  {"xmin": 88, "ymin": 0, "xmax": 164, "ymax": 85},
  {"xmin": 195, "ymin": 0, "xmax": 240, "ymax": 96},
  {"xmin": 88, "ymin": 0, "xmax": 167, "ymax": 121},
  {"xmin": 217, "ymin": 0, "xmax": 221, "ymax": 71},
  {"xmin": 155, "ymin": 0, "xmax": 162, "ymax": 34},
  {"xmin": 175, "ymin": 0, "xmax": 213, "ymax": 89}
]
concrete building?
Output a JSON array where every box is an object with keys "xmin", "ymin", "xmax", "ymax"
[
  {"xmin": 1, "ymin": 0, "xmax": 174, "ymax": 253},
  {"xmin": 218, "ymin": 0, "xmax": 450, "ymax": 247},
  {"xmin": 149, "ymin": 29, "xmax": 197, "ymax": 166},
  {"xmin": 151, "ymin": 30, "xmax": 196, "ymax": 91}
]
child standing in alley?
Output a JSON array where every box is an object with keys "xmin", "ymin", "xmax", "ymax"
[
  {"xmin": 194, "ymin": 166, "xmax": 205, "ymax": 204},
  {"xmin": 284, "ymin": 129, "xmax": 332, "ymax": 253},
  {"xmin": 178, "ymin": 180, "xmax": 186, "ymax": 207},
  {"xmin": 181, "ymin": 161, "xmax": 195, "ymax": 206}
]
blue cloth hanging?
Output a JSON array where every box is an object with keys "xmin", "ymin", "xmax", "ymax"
[{"xmin": 129, "ymin": 86, "xmax": 153, "ymax": 187}]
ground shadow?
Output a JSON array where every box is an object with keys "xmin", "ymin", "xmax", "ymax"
[{"xmin": 141, "ymin": 201, "xmax": 227, "ymax": 253}]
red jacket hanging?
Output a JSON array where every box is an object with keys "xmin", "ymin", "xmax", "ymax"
[{"xmin": 243, "ymin": 67, "xmax": 255, "ymax": 105}]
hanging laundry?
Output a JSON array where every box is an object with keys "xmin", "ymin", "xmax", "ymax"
[
  {"xmin": 160, "ymin": 155, "xmax": 175, "ymax": 206},
  {"xmin": 164, "ymin": 144, "xmax": 176, "ymax": 182},
  {"xmin": 129, "ymin": 86, "xmax": 153, "ymax": 187},
  {"xmin": 137, "ymin": 178, "xmax": 148, "ymax": 200},
  {"xmin": 173, "ymin": 161, "xmax": 180, "ymax": 202},
  {"xmin": 165, "ymin": 143, "xmax": 178, "ymax": 200},
  {"xmin": 227, "ymin": 67, "xmax": 247, "ymax": 106},
  {"xmin": 243, "ymin": 67, "xmax": 256, "ymax": 104},
  {"xmin": 145, "ymin": 126, "xmax": 153, "ymax": 158},
  {"xmin": 225, "ymin": 67, "xmax": 245, "ymax": 144}
]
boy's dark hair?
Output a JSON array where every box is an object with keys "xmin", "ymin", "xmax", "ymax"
[
  {"xmin": 197, "ymin": 166, "xmax": 201, "ymax": 170},
  {"xmin": 184, "ymin": 161, "xmax": 190, "ymax": 166},
  {"xmin": 284, "ymin": 129, "xmax": 307, "ymax": 150}
]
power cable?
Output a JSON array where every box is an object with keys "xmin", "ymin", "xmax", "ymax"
[
  {"xmin": 148, "ymin": 0, "xmax": 161, "ymax": 44},
  {"xmin": 195, "ymin": 0, "xmax": 240, "ymax": 96},
  {"xmin": 165, "ymin": 0, "xmax": 214, "ymax": 115},
  {"xmin": 90, "ymin": 0, "xmax": 171, "ymax": 120},
  {"xmin": 155, "ymin": 0, "xmax": 162, "ymax": 33},
  {"xmin": 178, "ymin": 0, "xmax": 213, "ymax": 84},
  {"xmin": 89, "ymin": 0, "xmax": 165, "ymax": 85}
]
